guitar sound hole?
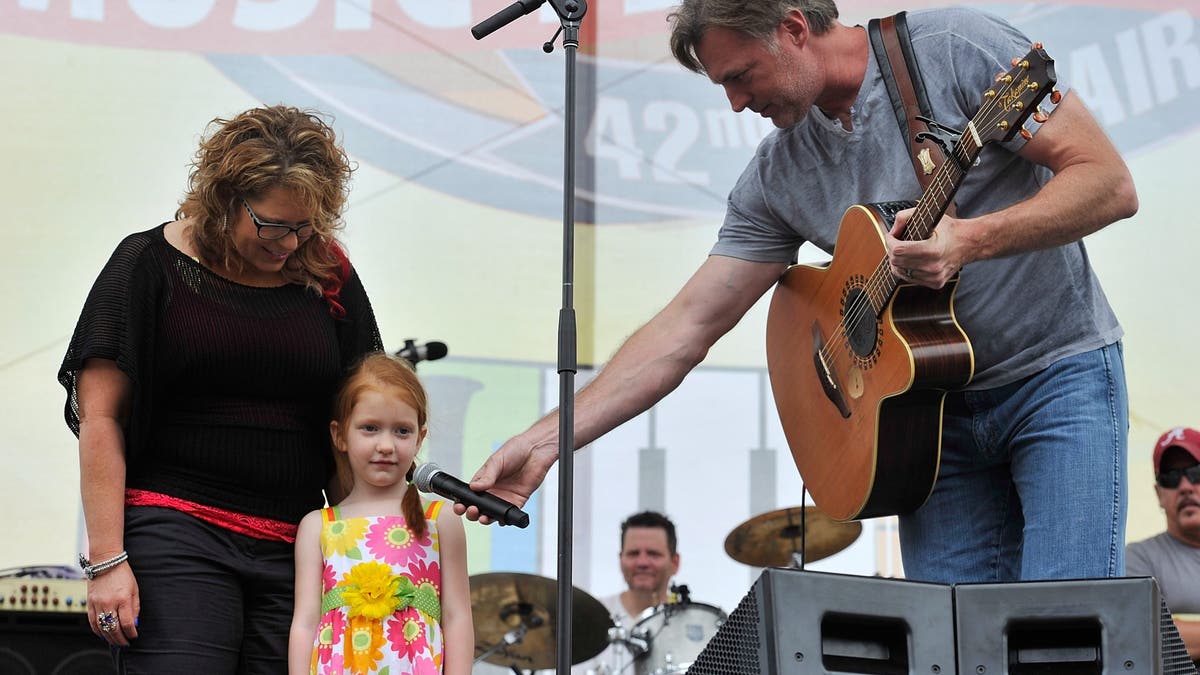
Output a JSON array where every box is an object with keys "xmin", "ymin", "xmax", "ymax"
[{"xmin": 842, "ymin": 288, "xmax": 879, "ymax": 358}]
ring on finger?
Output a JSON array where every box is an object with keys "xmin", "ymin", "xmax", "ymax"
[{"xmin": 98, "ymin": 610, "xmax": 118, "ymax": 633}]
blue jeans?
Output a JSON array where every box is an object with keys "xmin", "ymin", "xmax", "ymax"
[
  {"xmin": 114, "ymin": 506, "xmax": 294, "ymax": 674},
  {"xmin": 899, "ymin": 342, "xmax": 1128, "ymax": 583}
]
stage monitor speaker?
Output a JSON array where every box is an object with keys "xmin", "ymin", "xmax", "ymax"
[
  {"xmin": 689, "ymin": 568, "xmax": 956, "ymax": 674},
  {"xmin": 953, "ymin": 576, "xmax": 1183, "ymax": 675},
  {"xmin": 0, "ymin": 611, "xmax": 116, "ymax": 675}
]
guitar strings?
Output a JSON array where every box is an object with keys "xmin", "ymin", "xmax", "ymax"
[
  {"xmin": 821, "ymin": 122, "xmax": 980, "ymax": 370},
  {"xmin": 821, "ymin": 114, "xmax": 985, "ymax": 373},
  {"xmin": 816, "ymin": 65, "xmax": 1043, "ymax": 379},
  {"xmin": 820, "ymin": 72, "xmax": 1027, "ymax": 373}
]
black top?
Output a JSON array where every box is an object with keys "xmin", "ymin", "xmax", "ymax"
[{"xmin": 59, "ymin": 224, "xmax": 383, "ymax": 524}]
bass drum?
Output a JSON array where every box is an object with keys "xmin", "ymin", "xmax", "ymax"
[{"xmin": 630, "ymin": 602, "xmax": 726, "ymax": 675}]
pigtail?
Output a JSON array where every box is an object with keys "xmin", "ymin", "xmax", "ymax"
[{"xmin": 403, "ymin": 463, "xmax": 428, "ymax": 539}]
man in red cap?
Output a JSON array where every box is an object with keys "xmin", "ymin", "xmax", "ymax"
[{"xmin": 1127, "ymin": 426, "xmax": 1200, "ymax": 662}]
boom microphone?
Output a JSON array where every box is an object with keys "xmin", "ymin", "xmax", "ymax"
[
  {"xmin": 395, "ymin": 339, "xmax": 448, "ymax": 366},
  {"xmin": 413, "ymin": 463, "xmax": 530, "ymax": 528}
]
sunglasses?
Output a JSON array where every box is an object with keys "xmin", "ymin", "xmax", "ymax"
[
  {"xmin": 1156, "ymin": 464, "xmax": 1200, "ymax": 489},
  {"xmin": 242, "ymin": 200, "xmax": 314, "ymax": 241}
]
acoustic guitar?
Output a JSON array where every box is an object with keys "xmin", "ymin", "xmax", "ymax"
[{"xmin": 765, "ymin": 46, "xmax": 1058, "ymax": 521}]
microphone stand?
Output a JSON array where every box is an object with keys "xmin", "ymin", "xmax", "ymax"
[{"xmin": 472, "ymin": 2, "xmax": 587, "ymax": 672}]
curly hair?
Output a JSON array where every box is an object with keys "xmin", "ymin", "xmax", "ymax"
[
  {"xmin": 668, "ymin": 0, "xmax": 839, "ymax": 74},
  {"xmin": 176, "ymin": 105, "xmax": 355, "ymax": 305}
]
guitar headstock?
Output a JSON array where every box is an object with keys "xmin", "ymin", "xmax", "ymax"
[{"xmin": 974, "ymin": 43, "xmax": 1058, "ymax": 146}]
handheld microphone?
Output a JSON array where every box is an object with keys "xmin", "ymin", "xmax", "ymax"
[
  {"xmin": 394, "ymin": 339, "xmax": 448, "ymax": 366},
  {"xmin": 413, "ymin": 463, "xmax": 530, "ymax": 528}
]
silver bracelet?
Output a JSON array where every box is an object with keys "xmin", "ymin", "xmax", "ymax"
[{"xmin": 78, "ymin": 551, "xmax": 129, "ymax": 580}]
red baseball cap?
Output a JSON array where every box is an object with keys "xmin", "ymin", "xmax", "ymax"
[{"xmin": 1153, "ymin": 427, "xmax": 1200, "ymax": 474}]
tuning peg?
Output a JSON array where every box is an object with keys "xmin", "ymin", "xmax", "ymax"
[
  {"xmin": 1032, "ymin": 42, "xmax": 1043, "ymax": 49},
  {"xmin": 1011, "ymin": 56, "xmax": 1021, "ymax": 67},
  {"xmin": 1032, "ymin": 109, "xmax": 1049, "ymax": 124},
  {"xmin": 1010, "ymin": 57, "xmax": 1030, "ymax": 69},
  {"xmin": 1020, "ymin": 129, "xmax": 1033, "ymax": 141},
  {"xmin": 1050, "ymin": 89, "xmax": 1063, "ymax": 104}
]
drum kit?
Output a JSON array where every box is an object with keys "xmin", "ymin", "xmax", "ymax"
[{"xmin": 472, "ymin": 506, "xmax": 861, "ymax": 674}]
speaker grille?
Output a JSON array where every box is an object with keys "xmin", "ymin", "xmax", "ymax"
[
  {"xmin": 687, "ymin": 582, "xmax": 761, "ymax": 674},
  {"xmin": 688, "ymin": 573, "xmax": 1198, "ymax": 675},
  {"xmin": 0, "ymin": 611, "xmax": 116, "ymax": 675},
  {"xmin": 1161, "ymin": 598, "xmax": 1199, "ymax": 675}
]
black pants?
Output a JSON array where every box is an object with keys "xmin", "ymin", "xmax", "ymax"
[{"xmin": 114, "ymin": 506, "xmax": 294, "ymax": 674}]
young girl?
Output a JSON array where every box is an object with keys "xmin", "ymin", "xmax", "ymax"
[{"xmin": 289, "ymin": 353, "xmax": 473, "ymax": 675}]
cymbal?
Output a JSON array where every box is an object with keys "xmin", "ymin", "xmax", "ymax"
[
  {"xmin": 724, "ymin": 506, "xmax": 862, "ymax": 567},
  {"xmin": 470, "ymin": 572, "xmax": 613, "ymax": 670}
]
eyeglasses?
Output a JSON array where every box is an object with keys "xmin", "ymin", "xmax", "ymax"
[
  {"xmin": 1156, "ymin": 464, "xmax": 1200, "ymax": 489},
  {"xmin": 242, "ymin": 200, "xmax": 314, "ymax": 241}
]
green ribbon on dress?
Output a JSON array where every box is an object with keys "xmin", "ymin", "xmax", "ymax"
[{"xmin": 321, "ymin": 575, "xmax": 442, "ymax": 623}]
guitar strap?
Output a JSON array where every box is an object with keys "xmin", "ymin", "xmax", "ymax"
[{"xmin": 868, "ymin": 12, "xmax": 958, "ymax": 216}]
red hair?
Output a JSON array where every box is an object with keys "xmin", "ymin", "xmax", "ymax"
[
  {"xmin": 330, "ymin": 353, "xmax": 430, "ymax": 537},
  {"xmin": 321, "ymin": 240, "xmax": 350, "ymax": 318}
]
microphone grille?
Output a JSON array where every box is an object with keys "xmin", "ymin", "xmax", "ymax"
[
  {"xmin": 412, "ymin": 462, "xmax": 441, "ymax": 491},
  {"xmin": 426, "ymin": 341, "xmax": 449, "ymax": 360}
]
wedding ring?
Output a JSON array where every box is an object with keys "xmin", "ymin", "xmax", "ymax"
[{"xmin": 98, "ymin": 610, "xmax": 118, "ymax": 633}]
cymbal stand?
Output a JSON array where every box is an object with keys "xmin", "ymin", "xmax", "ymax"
[
  {"xmin": 607, "ymin": 624, "xmax": 649, "ymax": 659},
  {"xmin": 472, "ymin": 1, "xmax": 588, "ymax": 672},
  {"xmin": 473, "ymin": 624, "xmax": 529, "ymax": 665},
  {"xmin": 789, "ymin": 487, "xmax": 810, "ymax": 569}
]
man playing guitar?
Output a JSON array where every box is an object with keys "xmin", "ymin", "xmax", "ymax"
[{"xmin": 458, "ymin": 0, "xmax": 1137, "ymax": 584}]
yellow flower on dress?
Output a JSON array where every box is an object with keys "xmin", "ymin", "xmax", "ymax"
[
  {"xmin": 323, "ymin": 518, "xmax": 370, "ymax": 558},
  {"xmin": 345, "ymin": 614, "xmax": 387, "ymax": 674},
  {"xmin": 341, "ymin": 561, "xmax": 401, "ymax": 620}
]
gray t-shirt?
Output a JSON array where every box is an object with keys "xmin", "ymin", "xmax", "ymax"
[
  {"xmin": 1127, "ymin": 532, "xmax": 1200, "ymax": 613},
  {"xmin": 714, "ymin": 7, "xmax": 1122, "ymax": 388}
]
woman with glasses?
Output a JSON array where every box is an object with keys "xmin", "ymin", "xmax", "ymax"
[
  {"xmin": 58, "ymin": 105, "xmax": 384, "ymax": 673},
  {"xmin": 1126, "ymin": 427, "xmax": 1200, "ymax": 664}
]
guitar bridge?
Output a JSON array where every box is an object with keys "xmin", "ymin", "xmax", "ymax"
[{"xmin": 812, "ymin": 322, "xmax": 852, "ymax": 419}]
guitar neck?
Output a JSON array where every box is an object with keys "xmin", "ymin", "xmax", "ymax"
[
  {"xmin": 902, "ymin": 130, "xmax": 984, "ymax": 242},
  {"xmin": 868, "ymin": 131, "xmax": 980, "ymax": 314},
  {"xmin": 872, "ymin": 45, "xmax": 1056, "ymax": 304}
]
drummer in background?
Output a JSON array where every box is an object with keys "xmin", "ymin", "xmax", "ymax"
[{"xmin": 571, "ymin": 511, "xmax": 682, "ymax": 675}]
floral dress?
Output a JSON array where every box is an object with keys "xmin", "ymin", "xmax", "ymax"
[{"xmin": 311, "ymin": 502, "xmax": 445, "ymax": 675}]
